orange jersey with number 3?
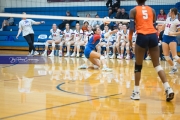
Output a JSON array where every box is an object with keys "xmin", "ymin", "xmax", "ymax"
[{"xmin": 135, "ymin": 5, "xmax": 157, "ymax": 35}]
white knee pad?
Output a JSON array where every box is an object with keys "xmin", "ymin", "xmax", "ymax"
[
  {"xmin": 126, "ymin": 47, "xmax": 129, "ymax": 50},
  {"xmin": 52, "ymin": 42, "xmax": 55, "ymax": 47},
  {"xmin": 121, "ymin": 47, "xmax": 124, "ymax": 50},
  {"xmin": 100, "ymin": 56, "xmax": 105, "ymax": 60},
  {"xmin": 173, "ymin": 55, "xmax": 179, "ymax": 61},
  {"xmin": 45, "ymin": 42, "xmax": 49, "ymax": 47},
  {"xmin": 155, "ymin": 65, "xmax": 163, "ymax": 73},
  {"xmin": 164, "ymin": 56, "xmax": 171, "ymax": 61}
]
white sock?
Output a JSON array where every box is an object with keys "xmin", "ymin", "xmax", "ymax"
[
  {"xmin": 103, "ymin": 64, "xmax": 107, "ymax": 68},
  {"xmin": 93, "ymin": 65, "xmax": 99, "ymax": 69},
  {"xmin": 52, "ymin": 50, "xmax": 54, "ymax": 53},
  {"xmin": 59, "ymin": 50, "xmax": 62, "ymax": 53},
  {"xmin": 44, "ymin": 50, "xmax": 47, "ymax": 53},
  {"xmin": 134, "ymin": 86, "xmax": 140, "ymax": 92},
  {"xmin": 163, "ymin": 82, "xmax": 170, "ymax": 90}
]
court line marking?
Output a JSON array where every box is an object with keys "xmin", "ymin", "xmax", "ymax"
[{"xmin": 0, "ymin": 91, "xmax": 120, "ymax": 120}]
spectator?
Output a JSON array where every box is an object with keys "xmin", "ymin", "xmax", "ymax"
[
  {"xmin": 157, "ymin": 9, "xmax": 167, "ymax": 21},
  {"xmin": 119, "ymin": 8, "xmax": 129, "ymax": 19},
  {"xmin": 58, "ymin": 10, "xmax": 73, "ymax": 30},
  {"xmin": 82, "ymin": 21, "xmax": 89, "ymax": 32},
  {"xmin": 92, "ymin": 14, "xmax": 103, "ymax": 27},
  {"xmin": 83, "ymin": 13, "xmax": 93, "ymax": 26},
  {"xmin": 0, "ymin": 17, "xmax": 14, "ymax": 31},
  {"xmin": 106, "ymin": 0, "xmax": 120, "ymax": 17},
  {"xmin": 115, "ymin": 8, "xmax": 121, "ymax": 19}
]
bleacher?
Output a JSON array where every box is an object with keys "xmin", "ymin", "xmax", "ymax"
[{"xmin": 0, "ymin": 5, "xmax": 179, "ymax": 51}]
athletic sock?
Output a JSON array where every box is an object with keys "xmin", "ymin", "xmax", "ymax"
[
  {"xmin": 163, "ymin": 82, "xmax": 170, "ymax": 90},
  {"xmin": 103, "ymin": 64, "xmax": 107, "ymax": 68},
  {"xmin": 134, "ymin": 86, "xmax": 140, "ymax": 92}
]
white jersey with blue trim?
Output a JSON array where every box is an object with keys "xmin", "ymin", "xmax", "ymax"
[
  {"xmin": 164, "ymin": 17, "xmax": 180, "ymax": 36},
  {"xmin": 50, "ymin": 29, "xmax": 61, "ymax": 41},
  {"xmin": 102, "ymin": 30, "xmax": 111, "ymax": 42},
  {"xmin": 84, "ymin": 31, "xmax": 93, "ymax": 41},
  {"xmin": 73, "ymin": 29, "xmax": 83, "ymax": 41},
  {"xmin": 115, "ymin": 30, "xmax": 123, "ymax": 41},
  {"xmin": 63, "ymin": 29, "xmax": 74, "ymax": 41},
  {"xmin": 121, "ymin": 30, "xmax": 129, "ymax": 42}
]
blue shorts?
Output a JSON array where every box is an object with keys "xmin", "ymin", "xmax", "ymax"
[
  {"xmin": 110, "ymin": 40, "xmax": 115, "ymax": 45},
  {"xmin": 163, "ymin": 35, "xmax": 178, "ymax": 45},
  {"xmin": 136, "ymin": 33, "xmax": 158, "ymax": 48},
  {"xmin": 101, "ymin": 40, "xmax": 107, "ymax": 43},
  {"xmin": 84, "ymin": 47, "xmax": 92, "ymax": 58}
]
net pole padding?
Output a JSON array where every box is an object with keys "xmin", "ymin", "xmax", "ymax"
[{"xmin": 0, "ymin": 13, "xmax": 164, "ymax": 24}]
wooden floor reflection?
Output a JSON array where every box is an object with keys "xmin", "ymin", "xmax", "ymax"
[{"xmin": 0, "ymin": 56, "xmax": 180, "ymax": 120}]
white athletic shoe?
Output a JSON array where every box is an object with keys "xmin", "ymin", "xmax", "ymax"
[
  {"xmin": 165, "ymin": 87, "xmax": 174, "ymax": 101},
  {"xmin": 59, "ymin": 51, "xmax": 62, "ymax": 57},
  {"xmin": 48, "ymin": 52, "xmax": 54, "ymax": 57},
  {"xmin": 71, "ymin": 52, "xmax": 76, "ymax": 57},
  {"xmin": 145, "ymin": 56, "xmax": 151, "ymax": 60},
  {"xmin": 41, "ymin": 52, "xmax": 47, "ymax": 56},
  {"xmin": 126, "ymin": 55, "xmax": 130, "ymax": 60},
  {"xmin": 169, "ymin": 68, "xmax": 178, "ymax": 74},
  {"xmin": 102, "ymin": 67, "xmax": 112, "ymax": 72},
  {"xmin": 64, "ymin": 53, "xmax": 70, "ymax": 57},
  {"xmin": 78, "ymin": 64, "xmax": 88, "ymax": 69},
  {"xmin": 130, "ymin": 91, "xmax": 140, "ymax": 100},
  {"xmin": 27, "ymin": 53, "xmax": 33, "ymax": 56},
  {"xmin": 81, "ymin": 55, "xmax": 85, "ymax": 58},
  {"xmin": 110, "ymin": 54, "xmax": 115, "ymax": 59},
  {"xmin": 119, "ymin": 55, "xmax": 123, "ymax": 60},
  {"xmin": 76, "ymin": 53, "xmax": 80, "ymax": 58},
  {"xmin": 34, "ymin": 51, "xmax": 39, "ymax": 56},
  {"xmin": 117, "ymin": 54, "xmax": 120, "ymax": 59}
]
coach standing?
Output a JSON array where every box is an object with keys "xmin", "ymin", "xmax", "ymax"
[
  {"xmin": 16, "ymin": 12, "xmax": 45, "ymax": 56},
  {"xmin": 106, "ymin": 0, "xmax": 120, "ymax": 17}
]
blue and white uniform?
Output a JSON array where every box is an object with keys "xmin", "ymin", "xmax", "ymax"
[
  {"xmin": 84, "ymin": 34, "xmax": 104, "ymax": 58},
  {"xmin": 101, "ymin": 30, "xmax": 111, "ymax": 43},
  {"xmin": 163, "ymin": 17, "xmax": 180, "ymax": 44}
]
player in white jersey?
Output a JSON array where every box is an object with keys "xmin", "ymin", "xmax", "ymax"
[
  {"xmin": 59, "ymin": 23, "xmax": 74, "ymax": 57},
  {"xmin": 162, "ymin": 8, "xmax": 180, "ymax": 74},
  {"xmin": 110, "ymin": 23, "xmax": 123, "ymax": 59},
  {"xmin": 120, "ymin": 24, "xmax": 130, "ymax": 60},
  {"xmin": 71, "ymin": 23, "xmax": 84, "ymax": 57},
  {"xmin": 96, "ymin": 25, "xmax": 111, "ymax": 57},
  {"xmin": 132, "ymin": 31, "xmax": 137, "ymax": 59},
  {"xmin": 41, "ymin": 24, "xmax": 62, "ymax": 57}
]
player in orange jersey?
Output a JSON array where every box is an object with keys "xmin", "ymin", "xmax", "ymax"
[{"xmin": 128, "ymin": 0, "xmax": 174, "ymax": 101}]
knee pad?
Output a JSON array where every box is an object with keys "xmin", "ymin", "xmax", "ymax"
[
  {"xmin": 126, "ymin": 47, "xmax": 129, "ymax": 50},
  {"xmin": 45, "ymin": 42, "xmax": 49, "ymax": 47},
  {"xmin": 52, "ymin": 42, "xmax": 55, "ymax": 47},
  {"xmin": 164, "ymin": 56, "xmax": 171, "ymax": 61},
  {"xmin": 173, "ymin": 55, "xmax": 179, "ymax": 61},
  {"xmin": 134, "ymin": 63, "xmax": 142, "ymax": 73},
  {"xmin": 121, "ymin": 47, "xmax": 124, "ymax": 50},
  {"xmin": 100, "ymin": 56, "xmax": 105, "ymax": 60},
  {"xmin": 155, "ymin": 65, "xmax": 163, "ymax": 73}
]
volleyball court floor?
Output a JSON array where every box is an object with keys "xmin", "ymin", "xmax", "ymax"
[{"xmin": 0, "ymin": 50, "xmax": 180, "ymax": 120}]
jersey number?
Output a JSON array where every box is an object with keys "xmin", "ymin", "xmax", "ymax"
[
  {"xmin": 142, "ymin": 10, "xmax": 148, "ymax": 19},
  {"xmin": 166, "ymin": 24, "xmax": 171, "ymax": 28}
]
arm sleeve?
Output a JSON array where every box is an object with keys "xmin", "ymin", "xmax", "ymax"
[
  {"xmin": 18, "ymin": 21, "xmax": 22, "ymax": 29},
  {"xmin": 92, "ymin": 34, "xmax": 101, "ymax": 43}
]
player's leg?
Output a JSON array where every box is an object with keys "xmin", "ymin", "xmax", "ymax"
[
  {"xmin": 71, "ymin": 41, "xmax": 77, "ymax": 57},
  {"xmin": 42, "ymin": 40, "xmax": 53, "ymax": 56},
  {"xmin": 169, "ymin": 41, "xmax": 180, "ymax": 73},
  {"xmin": 131, "ymin": 34, "xmax": 147, "ymax": 100},
  {"xmin": 106, "ymin": 42, "xmax": 112, "ymax": 58},
  {"xmin": 162, "ymin": 40, "xmax": 175, "ymax": 73},
  {"xmin": 65, "ymin": 41, "xmax": 75, "ymax": 57},
  {"xmin": 76, "ymin": 41, "xmax": 85, "ymax": 57},
  {"xmin": 49, "ymin": 40, "xmax": 61, "ymax": 57},
  {"xmin": 115, "ymin": 42, "xmax": 121, "ymax": 58},
  {"xmin": 59, "ymin": 40, "xmax": 65, "ymax": 57},
  {"xmin": 110, "ymin": 42, "xmax": 116, "ymax": 59},
  {"xmin": 120, "ymin": 41, "xmax": 125, "ymax": 59},
  {"xmin": 29, "ymin": 34, "xmax": 38, "ymax": 55},
  {"xmin": 125, "ymin": 42, "xmax": 130, "ymax": 60},
  {"xmin": 24, "ymin": 34, "xmax": 32, "ymax": 55},
  {"xmin": 149, "ymin": 34, "xmax": 174, "ymax": 101}
]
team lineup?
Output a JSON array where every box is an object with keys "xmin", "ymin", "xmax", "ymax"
[{"xmin": 15, "ymin": 0, "xmax": 180, "ymax": 102}]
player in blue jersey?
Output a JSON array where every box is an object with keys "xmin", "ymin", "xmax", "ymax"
[{"xmin": 79, "ymin": 27, "xmax": 118, "ymax": 71}]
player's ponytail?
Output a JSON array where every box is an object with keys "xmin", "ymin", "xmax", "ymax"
[{"xmin": 92, "ymin": 27, "xmax": 97, "ymax": 34}]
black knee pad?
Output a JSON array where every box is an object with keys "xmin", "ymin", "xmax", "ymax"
[{"xmin": 134, "ymin": 63, "xmax": 142, "ymax": 73}]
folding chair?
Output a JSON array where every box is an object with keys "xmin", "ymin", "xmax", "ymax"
[{"xmin": 34, "ymin": 34, "xmax": 48, "ymax": 53}]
